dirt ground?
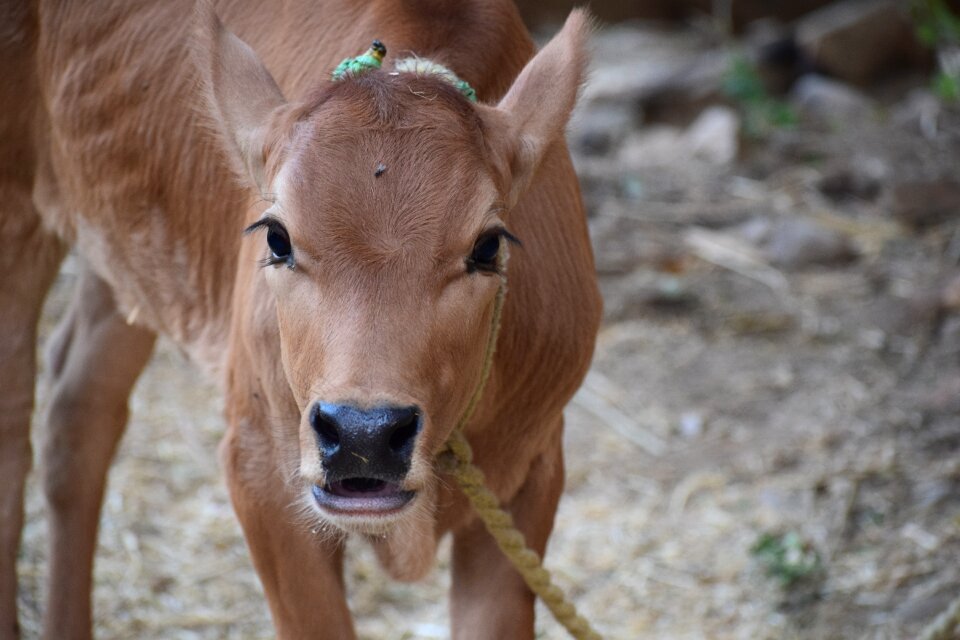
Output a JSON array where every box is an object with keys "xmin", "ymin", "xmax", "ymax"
[{"xmin": 16, "ymin": 20, "xmax": 960, "ymax": 640}]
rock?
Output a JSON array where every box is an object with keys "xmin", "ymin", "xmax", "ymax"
[
  {"xmin": 585, "ymin": 50, "xmax": 729, "ymax": 127},
  {"xmin": 789, "ymin": 74, "xmax": 875, "ymax": 121},
  {"xmin": 941, "ymin": 272, "xmax": 960, "ymax": 310},
  {"xmin": 679, "ymin": 411, "xmax": 704, "ymax": 439},
  {"xmin": 515, "ymin": 0, "xmax": 837, "ymax": 31},
  {"xmin": 888, "ymin": 179, "xmax": 960, "ymax": 228},
  {"xmin": 916, "ymin": 375, "xmax": 960, "ymax": 417},
  {"xmin": 736, "ymin": 216, "xmax": 857, "ymax": 268},
  {"xmin": 618, "ymin": 126, "xmax": 686, "ymax": 168},
  {"xmin": 795, "ymin": 0, "xmax": 926, "ymax": 85},
  {"xmin": 619, "ymin": 106, "xmax": 739, "ymax": 167},
  {"xmin": 891, "ymin": 89, "xmax": 943, "ymax": 140},
  {"xmin": 897, "ymin": 589, "xmax": 960, "ymax": 626},
  {"xmin": 581, "ymin": 26, "xmax": 707, "ymax": 109},
  {"xmin": 684, "ymin": 106, "xmax": 740, "ymax": 165},
  {"xmin": 817, "ymin": 156, "xmax": 888, "ymax": 202},
  {"xmin": 737, "ymin": 216, "xmax": 776, "ymax": 245},
  {"xmin": 569, "ymin": 103, "xmax": 637, "ymax": 156},
  {"xmin": 638, "ymin": 52, "xmax": 730, "ymax": 126},
  {"xmin": 588, "ymin": 215, "xmax": 687, "ymax": 275},
  {"xmin": 865, "ymin": 292, "xmax": 941, "ymax": 337},
  {"xmin": 745, "ymin": 18, "xmax": 806, "ymax": 94},
  {"xmin": 636, "ymin": 276, "xmax": 699, "ymax": 311},
  {"xmin": 764, "ymin": 218, "xmax": 857, "ymax": 268},
  {"xmin": 599, "ymin": 273, "xmax": 698, "ymax": 322}
]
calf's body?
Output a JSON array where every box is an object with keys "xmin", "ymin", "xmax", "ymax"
[{"xmin": 0, "ymin": 1, "xmax": 601, "ymax": 638}]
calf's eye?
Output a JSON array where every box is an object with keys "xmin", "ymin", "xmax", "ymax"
[
  {"xmin": 267, "ymin": 225, "xmax": 292, "ymax": 263},
  {"xmin": 466, "ymin": 228, "xmax": 520, "ymax": 274},
  {"xmin": 469, "ymin": 234, "xmax": 501, "ymax": 272},
  {"xmin": 242, "ymin": 216, "xmax": 296, "ymax": 269}
]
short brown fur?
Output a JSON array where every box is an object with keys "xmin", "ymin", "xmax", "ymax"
[{"xmin": 0, "ymin": 1, "xmax": 601, "ymax": 638}]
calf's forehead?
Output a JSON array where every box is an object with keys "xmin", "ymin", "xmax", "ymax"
[{"xmin": 276, "ymin": 106, "xmax": 500, "ymax": 250}]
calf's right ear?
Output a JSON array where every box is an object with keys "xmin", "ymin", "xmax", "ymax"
[
  {"xmin": 192, "ymin": 1, "xmax": 287, "ymax": 192},
  {"xmin": 480, "ymin": 9, "xmax": 591, "ymax": 208}
]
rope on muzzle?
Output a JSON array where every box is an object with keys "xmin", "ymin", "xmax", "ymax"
[{"xmin": 437, "ymin": 247, "xmax": 603, "ymax": 640}]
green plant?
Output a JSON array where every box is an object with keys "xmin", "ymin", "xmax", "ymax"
[
  {"xmin": 934, "ymin": 68, "xmax": 960, "ymax": 101},
  {"xmin": 722, "ymin": 55, "xmax": 798, "ymax": 138},
  {"xmin": 751, "ymin": 531, "xmax": 821, "ymax": 587},
  {"xmin": 912, "ymin": 0, "xmax": 960, "ymax": 102},
  {"xmin": 913, "ymin": 0, "xmax": 960, "ymax": 47}
]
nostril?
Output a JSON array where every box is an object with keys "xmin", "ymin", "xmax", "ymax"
[
  {"xmin": 389, "ymin": 410, "xmax": 420, "ymax": 454},
  {"xmin": 311, "ymin": 407, "xmax": 341, "ymax": 455}
]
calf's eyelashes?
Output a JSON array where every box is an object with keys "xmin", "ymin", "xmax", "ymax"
[
  {"xmin": 266, "ymin": 226, "xmax": 293, "ymax": 268},
  {"xmin": 243, "ymin": 217, "xmax": 295, "ymax": 269},
  {"xmin": 466, "ymin": 228, "xmax": 520, "ymax": 274}
]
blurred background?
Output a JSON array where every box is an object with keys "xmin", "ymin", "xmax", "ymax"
[{"xmin": 17, "ymin": 0, "xmax": 960, "ymax": 638}]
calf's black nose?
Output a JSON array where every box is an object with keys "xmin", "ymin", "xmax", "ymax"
[{"xmin": 310, "ymin": 403, "xmax": 420, "ymax": 482}]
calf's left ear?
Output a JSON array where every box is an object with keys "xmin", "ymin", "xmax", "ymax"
[
  {"xmin": 192, "ymin": 0, "xmax": 288, "ymax": 192},
  {"xmin": 482, "ymin": 9, "xmax": 591, "ymax": 207}
]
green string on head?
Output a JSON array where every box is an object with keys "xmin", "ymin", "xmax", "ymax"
[
  {"xmin": 393, "ymin": 57, "xmax": 478, "ymax": 102},
  {"xmin": 330, "ymin": 39, "xmax": 478, "ymax": 103},
  {"xmin": 332, "ymin": 39, "xmax": 386, "ymax": 81}
]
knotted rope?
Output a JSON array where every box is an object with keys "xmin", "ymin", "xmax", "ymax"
[{"xmin": 437, "ymin": 248, "xmax": 602, "ymax": 640}]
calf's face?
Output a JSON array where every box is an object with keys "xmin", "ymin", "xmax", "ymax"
[
  {"xmin": 261, "ymin": 93, "xmax": 509, "ymax": 528},
  {"xmin": 194, "ymin": 6, "xmax": 589, "ymax": 533}
]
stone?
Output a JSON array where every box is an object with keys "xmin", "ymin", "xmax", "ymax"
[
  {"xmin": 683, "ymin": 106, "xmax": 740, "ymax": 165},
  {"xmin": 744, "ymin": 18, "xmax": 804, "ymax": 94},
  {"xmin": 789, "ymin": 74, "xmax": 875, "ymax": 121},
  {"xmin": 866, "ymin": 292, "xmax": 941, "ymax": 337},
  {"xmin": 514, "ymin": 0, "xmax": 837, "ymax": 31},
  {"xmin": 764, "ymin": 218, "xmax": 857, "ymax": 268},
  {"xmin": 891, "ymin": 89, "xmax": 943, "ymax": 140},
  {"xmin": 584, "ymin": 49, "xmax": 728, "ymax": 127},
  {"xmin": 889, "ymin": 179, "xmax": 960, "ymax": 228},
  {"xmin": 795, "ymin": 0, "xmax": 926, "ymax": 85},
  {"xmin": 941, "ymin": 272, "xmax": 960, "ymax": 310},
  {"xmin": 618, "ymin": 126, "xmax": 686, "ymax": 168},
  {"xmin": 618, "ymin": 106, "xmax": 739, "ymax": 168},
  {"xmin": 736, "ymin": 216, "xmax": 857, "ymax": 268},
  {"xmin": 817, "ymin": 156, "xmax": 888, "ymax": 202},
  {"xmin": 679, "ymin": 411, "xmax": 704, "ymax": 439},
  {"xmin": 580, "ymin": 26, "xmax": 705, "ymax": 108},
  {"xmin": 638, "ymin": 52, "xmax": 730, "ymax": 126},
  {"xmin": 569, "ymin": 103, "xmax": 636, "ymax": 156}
]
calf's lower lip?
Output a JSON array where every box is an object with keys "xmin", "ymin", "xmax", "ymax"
[{"xmin": 312, "ymin": 479, "xmax": 415, "ymax": 515}]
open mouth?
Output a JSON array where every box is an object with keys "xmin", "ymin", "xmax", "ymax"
[{"xmin": 312, "ymin": 478, "xmax": 415, "ymax": 516}]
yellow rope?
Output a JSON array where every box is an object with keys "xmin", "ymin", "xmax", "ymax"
[
  {"xmin": 438, "ymin": 248, "xmax": 603, "ymax": 640},
  {"xmin": 438, "ymin": 244, "xmax": 958, "ymax": 640}
]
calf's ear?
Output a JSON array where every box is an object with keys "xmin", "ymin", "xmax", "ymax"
[
  {"xmin": 192, "ymin": 1, "xmax": 287, "ymax": 192},
  {"xmin": 484, "ymin": 9, "xmax": 591, "ymax": 207}
]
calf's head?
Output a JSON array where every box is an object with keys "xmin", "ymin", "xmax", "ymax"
[{"xmin": 195, "ymin": 6, "xmax": 589, "ymax": 533}]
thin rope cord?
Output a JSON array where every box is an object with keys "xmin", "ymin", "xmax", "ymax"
[{"xmin": 438, "ymin": 248, "xmax": 603, "ymax": 640}]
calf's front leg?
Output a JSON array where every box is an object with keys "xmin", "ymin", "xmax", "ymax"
[
  {"xmin": 450, "ymin": 431, "xmax": 565, "ymax": 640},
  {"xmin": 220, "ymin": 424, "xmax": 356, "ymax": 639},
  {"xmin": 41, "ymin": 267, "xmax": 155, "ymax": 640},
  {"xmin": 0, "ymin": 205, "xmax": 63, "ymax": 640}
]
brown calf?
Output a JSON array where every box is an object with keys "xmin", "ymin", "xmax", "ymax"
[{"xmin": 0, "ymin": 0, "xmax": 601, "ymax": 638}]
